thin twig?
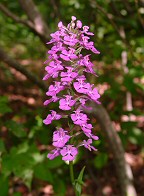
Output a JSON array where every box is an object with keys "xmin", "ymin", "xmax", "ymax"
[
  {"xmin": 95, "ymin": 1, "xmax": 141, "ymax": 64},
  {"xmin": 18, "ymin": 0, "xmax": 50, "ymax": 38},
  {"xmin": 95, "ymin": 2, "xmax": 123, "ymax": 39},
  {"xmin": 0, "ymin": 2, "xmax": 50, "ymax": 45},
  {"xmin": 0, "ymin": 3, "xmax": 34, "ymax": 29},
  {"xmin": 0, "ymin": 46, "xmax": 47, "ymax": 91},
  {"xmin": 134, "ymin": 0, "xmax": 144, "ymax": 29}
]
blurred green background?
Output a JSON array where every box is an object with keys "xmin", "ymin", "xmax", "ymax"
[{"xmin": 0, "ymin": 0, "xmax": 144, "ymax": 195}]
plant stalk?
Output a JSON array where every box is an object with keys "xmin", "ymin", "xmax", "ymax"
[{"xmin": 69, "ymin": 161, "xmax": 75, "ymax": 185}]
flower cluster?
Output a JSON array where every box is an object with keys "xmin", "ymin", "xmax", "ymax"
[{"xmin": 43, "ymin": 16, "xmax": 100, "ymax": 161}]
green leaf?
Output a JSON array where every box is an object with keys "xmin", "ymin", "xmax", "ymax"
[
  {"xmin": 1, "ymin": 154, "xmax": 13, "ymax": 177},
  {"xmin": 0, "ymin": 96, "xmax": 12, "ymax": 115},
  {"xmin": 0, "ymin": 175, "xmax": 9, "ymax": 196},
  {"xmin": 118, "ymin": 132, "xmax": 128, "ymax": 148},
  {"xmin": 121, "ymin": 121, "xmax": 137, "ymax": 130},
  {"xmin": 20, "ymin": 169, "xmax": 33, "ymax": 189},
  {"xmin": 128, "ymin": 127, "xmax": 144, "ymax": 146},
  {"xmin": 93, "ymin": 153, "xmax": 108, "ymax": 169},
  {"xmin": 2, "ymin": 143, "xmax": 42, "ymax": 188},
  {"xmin": 0, "ymin": 139, "xmax": 6, "ymax": 153},
  {"xmin": 123, "ymin": 74, "xmax": 136, "ymax": 93},
  {"xmin": 13, "ymin": 193, "xmax": 22, "ymax": 196},
  {"xmin": 75, "ymin": 166, "xmax": 85, "ymax": 196},
  {"xmin": 5, "ymin": 120, "xmax": 26, "ymax": 138},
  {"xmin": 135, "ymin": 82, "xmax": 144, "ymax": 91},
  {"xmin": 53, "ymin": 179, "xmax": 66, "ymax": 196},
  {"xmin": 34, "ymin": 162, "xmax": 53, "ymax": 183},
  {"xmin": 12, "ymin": 154, "xmax": 34, "ymax": 189}
]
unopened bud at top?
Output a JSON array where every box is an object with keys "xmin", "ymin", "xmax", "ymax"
[
  {"xmin": 77, "ymin": 20, "xmax": 82, "ymax": 28},
  {"xmin": 58, "ymin": 21, "xmax": 63, "ymax": 28},
  {"xmin": 71, "ymin": 16, "xmax": 76, "ymax": 21}
]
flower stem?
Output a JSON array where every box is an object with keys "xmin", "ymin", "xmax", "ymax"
[{"xmin": 69, "ymin": 161, "xmax": 75, "ymax": 185}]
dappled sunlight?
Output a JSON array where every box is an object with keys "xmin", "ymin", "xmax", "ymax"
[
  {"xmin": 102, "ymin": 185, "xmax": 113, "ymax": 195},
  {"xmin": 41, "ymin": 185, "xmax": 54, "ymax": 195},
  {"xmin": 121, "ymin": 114, "xmax": 144, "ymax": 127},
  {"xmin": 125, "ymin": 153, "xmax": 143, "ymax": 168},
  {"xmin": 97, "ymin": 82, "xmax": 110, "ymax": 95}
]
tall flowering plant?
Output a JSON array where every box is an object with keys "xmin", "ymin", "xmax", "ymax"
[{"xmin": 43, "ymin": 16, "xmax": 100, "ymax": 195}]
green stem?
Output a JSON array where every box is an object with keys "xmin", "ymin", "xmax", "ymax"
[{"xmin": 69, "ymin": 161, "xmax": 75, "ymax": 185}]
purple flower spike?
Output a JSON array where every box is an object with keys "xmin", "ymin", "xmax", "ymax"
[
  {"xmin": 63, "ymin": 34, "xmax": 78, "ymax": 47},
  {"xmin": 86, "ymin": 133, "xmax": 99, "ymax": 140},
  {"xmin": 79, "ymin": 55, "xmax": 97, "ymax": 75},
  {"xmin": 43, "ymin": 16, "xmax": 101, "ymax": 161},
  {"xmin": 81, "ymin": 123, "xmax": 93, "ymax": 133},
  {"xmin": 59, "ymin": 95, "xmax": 76, "ymax": 110},
  {"xmin": 48, "ymin": 42, "xmax": 65, "ymax": 55},
  {"xmin": 47, "ymin": 148, "xmax": 61, "ymax": 160},
  {"xmin": 46, "ymin": 82, "xmax": 64, "ymax": 96},
  {"xmin": 60, "ymin": 48, "xmax": 78, "ymax": 61},
  {"xmin": 60, "ymin": 145, "xmax": 78, "ymax": 161},
  {"xmin": 81, "ymin": 35, "xmax": 90, "ymax": 45},
  {"xmin": 43, "ymin": 96, "xmax": 59, "ymax": 106},
  {"xmin": 81, "ymin": 123, "xmax": 99, "ymax": 140},
  {"xmin": 83, "ymin": 139, "xmax": 97, "ymax": 151},
  {"xmin": 87, "ymin": 86, "xmax": 100, "ymax": 103},
  {"xmin": 58, "ymin": 21, "xmax": 63, "ymax": 28},
  {"xmin": 43, "ymin": 110, "xmax": 61, "ymax": 125},
  {"xmin": 52, "ymin": 128, "xmax": 70, "ymax": 148},
  {"xmin": 79, "ymin": 98, "xmax": 93, "ymax": 110},
  {"xmin": 76, "ymin": 20, "xmax": 82, "ymax": 28},
  {"xmin": 71, "ymin": 16, "xmax": 76, "ymax": 21},
  {"xmin": 43, "ymin": 60, "xmax": 64, "ymax": 80},
  {"xmin": 61, "ymin": 67, "xmax": 78, "ymax": 82},
  {"xmin": 71, "ymin": 109, "xmax": 88, "ymax": 125},
  {"xmin": 46, "ymin": 31, "xmax": 61, "ymax": 44},
  {"xmin": 73, "ymin": 80, "xmax": 90, "ymax": 94},
  {"xmin": 82, "ymin": 26, "xmax": 94, "ymax": 36}
]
